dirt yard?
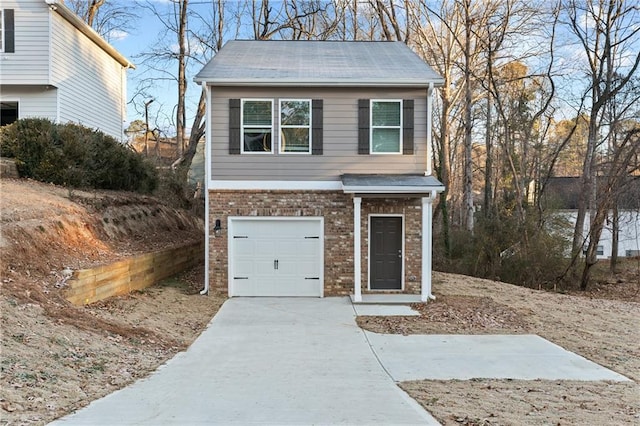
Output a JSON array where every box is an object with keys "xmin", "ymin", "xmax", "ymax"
[
  {"xmin": 1, "ymin": 178, "xmax": 638, "ymax": 425},
  {"xmin": 0, "ymin": 179, "xmax": 225, "ymax": 425},
  {"xmin": 359, "ymin": 271, "xmax": 640, "ymax": 425}
]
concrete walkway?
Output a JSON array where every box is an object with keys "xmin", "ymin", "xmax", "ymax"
[
  {"xmin": 51, "ymin": 298, "xmax": 438, "ymax": 425},
  {"xmin": 365, "ymin": 333, "xmax": 631, "ymax": 382}
]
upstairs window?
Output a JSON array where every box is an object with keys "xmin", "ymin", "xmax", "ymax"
[
  {"xmin": 1, "ymin": 9, "xmax": 15, "ymax": 53},
  {"xmin": 241, "ymin": 99, "xmax": 273, "ymax": 153},
  {"xmin": 359, "ymin": 99, "xmax": 414, "ymax": 155},
  {"xmin": 0, "ymin": 10, "xmax": 4, "ymax": 52},
  {"xmin": 229, "ymin": 98, "xmax": 322, "ymax": 155},
  {"xmin": 371, "ymin": 100, "xmax": 402, "ymax": 154},
  {"xmin": 280, "ymin": 99, "xmax": 311, "ymax": 154}
]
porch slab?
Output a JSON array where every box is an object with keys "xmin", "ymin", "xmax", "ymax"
[
  {"xmin": 365, "ymin": 333, "xmax": 631, "ymax": 382},
  {"xmin": 353, "ymin": 304, "xmax": 420, "ymax": 316},
  {"xmin": 350, "ymin": 294, "xmax": 423, "ymax": 305}
]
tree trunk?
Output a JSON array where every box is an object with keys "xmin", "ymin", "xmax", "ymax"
[
  {"xmin": 484, "ymin": 86, "xmax": 492, "ymax": 218},
  {"xmin": 462, "ymin": 0, "xmax": 474, "ymax": 233},
  {"xmin": 610, "ymin": 202, "xmax": 619, "ymax": 272},
  {"xmin": 580, "ymin": 206, "xmax": 607, "ymax": 290},
  {"xmin": 572, "ymin": 116, "xmax": 598, "ymax": 259},
  {"xmin": 86, "ymin": 0, "xmax": 105, "ymax": 28},
  {"xmin": 438, "ymin": 83, "xmax": 452, "ymax": 256},
  {"xmin": 176, "ymin": 0, "xmax": 188, "ymax": 159},
  {"xmin": 177, "ymin": 91, "xmax": 206, "ymax": 179}
]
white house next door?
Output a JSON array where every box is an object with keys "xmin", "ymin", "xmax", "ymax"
[{"xmin": 229, "ymin": 218, "xmax": 323, "ymax": 297}]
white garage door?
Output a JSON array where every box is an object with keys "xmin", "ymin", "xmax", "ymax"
[{"xmin": 229, "ymin": 218, "xmax": 323, "ymax": 297}]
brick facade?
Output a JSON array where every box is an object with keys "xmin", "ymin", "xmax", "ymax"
[{"xmin": 208, "ymin": 190, "xmax": 424, "ymax": 296}]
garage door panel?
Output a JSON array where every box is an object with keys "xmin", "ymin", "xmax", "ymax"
[
  {"xmin": 230, "ymin": 219, "xmax": 323, "ymax": 297},
  {"xmin": 255, "ymin": 260, "xmax": 278, "ymax": 275}
]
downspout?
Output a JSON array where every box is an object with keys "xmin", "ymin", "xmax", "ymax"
[
  {"xmin": 425, "ymin": 82, "xmax": 434, "ymax": 176},
  {"xmin": 200, "ymin": 82, "xmax": 211, "ymax": 295},
  {"xmin": 121, "ymin": 67, "xmax": 126, "ymax": 142}
]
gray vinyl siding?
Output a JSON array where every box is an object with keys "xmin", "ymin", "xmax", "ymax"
[
  {"xmin": 210, "ymin": 87, "xmax": 428, "ymax": 181},
  {"xmin": 50, "ymin": 11, "xmax": 125, "ymax": 140},
  {"xmin": 0, "ymin": 85, "xmax": 57, "ymax": 120},
  {"xmin": 0, "ymin": 0, "xmax": 49, "ymax": 84}
]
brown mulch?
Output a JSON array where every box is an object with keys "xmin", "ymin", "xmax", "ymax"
[{"xmin": 357, "ymin": 294, "xmax": 530, "ymax": 335}]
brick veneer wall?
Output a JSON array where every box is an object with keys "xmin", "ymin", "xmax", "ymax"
[{"xmin": 208, "ymin": 190, "xmax": 423, "ymax": 296}]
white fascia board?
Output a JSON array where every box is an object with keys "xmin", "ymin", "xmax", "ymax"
[
  {"xmin": 194, "ymin": 78, "xmax": 445, "ymax": 87},
  {"xmin": 208, "ymin": 180, "xmax": 342, "ymax": 191},
  {"xmin": 342, "ymin": 185, "xmax": 446, "ymax": 194}
]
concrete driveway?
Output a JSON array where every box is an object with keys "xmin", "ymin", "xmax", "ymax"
[{"xmin": 51, "ymin": 297, "xmax": 439, "ymax": 425}]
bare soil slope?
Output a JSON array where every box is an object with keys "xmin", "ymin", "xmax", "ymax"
[{"xmin": 0, "ymin": 179, "xmax": 224, "ymax": 425}]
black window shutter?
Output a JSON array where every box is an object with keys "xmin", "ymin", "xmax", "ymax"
[
  {"xmin": 358, "ymin": 99, "xmax": 370, "ymax": 154},
  {"xmin": 402, "ymin": 99, "xmax": 414, "ymax": 155},
  {"xmin": 229, "ymin": 99, "xmax": 241, "ymax": 154},
  {"xmin": 4, "ymin": 9, "xmax": 15, "ymax": 53},
  {"xmin": 311, "ymin": 99, "xmax": 323, "ymax": 155}
]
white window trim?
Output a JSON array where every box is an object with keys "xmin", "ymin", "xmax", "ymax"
[
  {"xmin": 0, "ymin": 10, "xmax": 5, "ymax": 53},
  {"xmin": 367, "ymin": 213, "xmax": 405, "ymax": 291},
  {"xmin": 241, "ymin": 98, "xmax": 274, "ymax": 155},
  {"xmin": 279, "ymin": 98, "xmax": 312, "ymax": 155},
  {"xmin": 370, "ymin": 99, "xmax": 403, "ymax": 155}
]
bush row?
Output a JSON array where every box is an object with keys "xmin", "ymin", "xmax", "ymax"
[
  {"xmin": 434, "ymin": 210, "xmax": 571, "ymax": 289},
  {"xmin": 0, "ymin": 118, "xmax": 157, "ymax": 193}
]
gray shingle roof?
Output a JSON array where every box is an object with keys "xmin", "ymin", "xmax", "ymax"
[
  {"xmin": 195, "ymin": 40, "xmax": 444, "ymax": 87},
  {"xmin": 341, "ymin": 174, "xmax": 445, "ymax": 194}
]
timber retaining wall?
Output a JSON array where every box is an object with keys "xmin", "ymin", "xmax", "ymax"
[{"xmin": 66, "ymin": 241, "xmax": 204, "ymax": 305}]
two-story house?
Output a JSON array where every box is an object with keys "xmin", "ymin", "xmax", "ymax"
[
  {"xmin": 0, "ymin": 0, "xmax": 133, "ymax": 140},
  {"xmin": 195, "ymin": 40, "xmax": 445, "ymax": 302}
]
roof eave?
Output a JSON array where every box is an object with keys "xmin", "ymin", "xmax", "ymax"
[
  {"xmin": 342, "ymin": 185, "xmax": 446, "ymax": 194},
  {"xmin": 45, "ymin": 0, "xmax": 135, "ymax": 69},
  {"xmin": 194, "ymin": 78, "xmax": 446, "ymax": 87}
]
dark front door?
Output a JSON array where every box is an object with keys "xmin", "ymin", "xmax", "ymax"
[{"xmin": 370, "ymin": 216, "xmax": 402, "ymax": 290}]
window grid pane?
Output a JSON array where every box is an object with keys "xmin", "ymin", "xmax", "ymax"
[
  {"xmin": 372, "ymin": 101, "xmax": 400, "ymax": 126},
  {"xmin": 281, "ymin": 128, "xmax": 310, "ymax": 152},
  {"xmin": 243, "ymin": 101, "xmax": 272, "ymax": 126},
  {"xmin": 243, "ymin": 130, "xmax": 272, "ymax": 152},
  {"xmin": 372, "ymin": 128, "xmax": 400, "ymax": 153},
  {"xmin": 281, "ymin": 100, "xmax": 310, "ymax": 126}
]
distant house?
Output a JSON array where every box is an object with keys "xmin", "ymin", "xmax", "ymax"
[
  {"xmin": 543, "ymin": 176, "xmax": 640, "ymax": 259},
  {"xmin": 195, "ymin": 40, "xmax": 445, "ymax": 301},
  {"xmin": 0, "ymin": 0, "xmax": 134, "ymax": 140}
]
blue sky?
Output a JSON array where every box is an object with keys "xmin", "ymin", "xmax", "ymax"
[{"xmin": 105, "ymin": 1, "xmax": 227, "ymax": 136}]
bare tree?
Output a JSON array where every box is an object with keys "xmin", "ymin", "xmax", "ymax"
[
  {"xmin": 65, "ymin": 0, "xmax": 137, "ymax": 41},
  {"xmin": 564, "ymin": 0, "xmax": 640, "ymax": 289}
]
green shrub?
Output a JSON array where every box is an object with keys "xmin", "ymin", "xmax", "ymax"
[
  {"xmin": 0, "ymin": 118, "xmax": 157, "ymax": 193},
  {"xmin": 435, "ymin": 209, "xmax": 571, "ymax": 289}
]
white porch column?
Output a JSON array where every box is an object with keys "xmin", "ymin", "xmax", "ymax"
[
  {"xmin": 353, "ymin": 196, "xmax": 362, "ymax": 302},
  {"xmin": 421, "ymin": 193, "xmax": 435, "ymax": 302}
]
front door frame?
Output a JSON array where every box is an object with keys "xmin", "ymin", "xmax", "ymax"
[{"xmin": 367, "ymin": 214, "xmax": 404, "ymax": 291}]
